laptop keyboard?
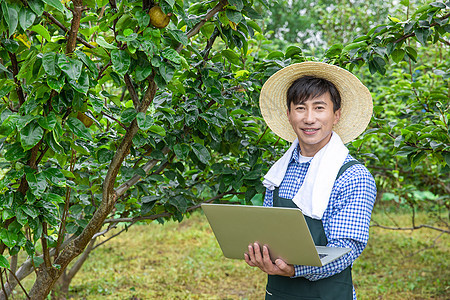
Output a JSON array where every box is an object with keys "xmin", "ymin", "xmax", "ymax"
[{"xmin": 319, "ymin": 254, "xmax": 328, "ymax": 259}]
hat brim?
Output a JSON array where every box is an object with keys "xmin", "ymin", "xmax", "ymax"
[{"xmin": 259, "ymin": 62, "xmax": 373, "ymax": 144}]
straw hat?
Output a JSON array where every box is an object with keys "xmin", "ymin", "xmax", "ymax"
[{"xmin": 259, "ymin": 62, "xmax": 373, "ymax": 144}]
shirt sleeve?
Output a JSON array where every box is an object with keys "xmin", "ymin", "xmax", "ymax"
[
  {"xmin": 292, "ymin": 164, "xmax": 377, "ymax": 281},
  {"xmin": 263, "ymin": 188, "xmax": 274, "ymax": 207}
]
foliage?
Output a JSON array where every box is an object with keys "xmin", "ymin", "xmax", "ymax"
[
  {"xmin": 261, "ymin": 0, "xmax": 396, "ymax": 49},
  {"xmin": 322, "ymin": 0, "xmax": 450, "ymax": 216},
  {"xmin": 0, "ymin": 0, "xmax": 287, "ymax": 297}
]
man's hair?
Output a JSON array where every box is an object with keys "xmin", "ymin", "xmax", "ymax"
[{"xmin": 286, "ymin": 76, "xmax": 341, "ymax": 112}]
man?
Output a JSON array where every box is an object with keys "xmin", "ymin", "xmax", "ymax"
[{"xmin": 244, "ymin": 62, "xmax": 377, "ymax": 299}]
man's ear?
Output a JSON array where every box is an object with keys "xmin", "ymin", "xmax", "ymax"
[{"xmin": 333, "ymin": 108, "xmax": 341, "ymax": 125}]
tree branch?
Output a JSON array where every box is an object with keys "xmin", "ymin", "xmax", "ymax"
[
  {"xmin": 124, "ymin": 74, "xmax": 140, "ymax": 108},
  {"xmin": 394, "ymin": 12, "xmax": 450, "ymax": 44},
  {"xmin": 43, "ymin": 12, "xmax": 94, "ymax": 50},
  {"xmin": 55, "ymin": 148, "xmax": 76, "ymax": 258},
  {"xmin": 115, "ymin": 147, "xmax": 170, "ymax": 197},
  {"xmin": 370, "ymin": 223, "xmax": 450, "ymax": 234},
  {"xmin": 101, "ymin": 111, "xmax": 127, "ymax": 130},
  {"xmin": 0, "ymin": 236, "xmax": 75, "ymax": 299},
  {"xmin": 176, "ymin": 0, "xmax": 228, "ymax": 53},
  {"xmin": 65, "ymin": 238, "xmax": 96, "ymax": 281},
  {"xmin": 7, "ymin": 51, "xmax": 26, "ymax": 106},
  {"xmin": 104, "ymin": 191, "xmax": 241, "ymax": 224},
  {"xmin": 41, "ymin": 223, "xmax": 52, "ymax": 269},
  {"xmin": 66, "ymin": 0, "xmax": 84, "ymax": 54}
]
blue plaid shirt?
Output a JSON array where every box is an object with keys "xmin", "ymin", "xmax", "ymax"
[{"xmin": 263, "ymin": 146, "xmax": 376, "ymax": 300}]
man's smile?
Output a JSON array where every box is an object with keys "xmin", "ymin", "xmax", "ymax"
[{"xmin": 302, "ymin": 128, "xmax": 320, "ymax": 134}]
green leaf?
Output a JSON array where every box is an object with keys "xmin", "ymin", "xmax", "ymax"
[
  {"xmin": 391, "ymin": 49, "xmax": 405, "ymax": 63},
  {"xmin": 173, "ymin": 143, "xmax": 190, "ymax": 160},
  {"xmin": 42, "ymin": 0, "xmax": 65, "ymax": 12},
  {"xmin": 410, "ymin": 151, "xmax": 426, "ymax": 171},
  {"xmin": 42, "ymin": 168, "xmax": 66, "ymax": 186},
  {"xmin": 226, "ymin": 9, "xmax": 242, "ymax": 24},
  {"xmin": 19, "ymin": 7, "xmax": 36, "ymax": 30},
  {"xmin": 169, "ymin": 195, "xmax": 188, "ymax": 213},
  {"xmin": 117, "ymin": 33, "xmax": 137, "ymax": 42},
  {"xmin": 96, "ymin": 36, "xmax": 117, "ymax": 49},
  {"xmin": 141, "ymin": 197, "xmax": 157, "ymax": 215},
  {"xmin": 26, "ymin": 172, "xmax": 48, "ymax": 197},
  {"xmin": 121, "ymin": 108, "xmax": 138, "ymax": 123},
  {"xmin": 159, "ymin": 63, "xmax": 175, "ymax": 83},
  {"xmin": 66, "ymin": 117, "xmax": 92, "ymax": 140},
  {"xmin": 443, "ymin": 152, "xmax": 450, "ymax": 167},
  {"xmin": 135, "ymin": 61, "xmax": 153, "ymax": 82},
  {"xmin": 325, "ymin": 44, "xmax": 343, "ymax": 57},
  {"xmin": 267, "ymin": 51, "xmax": 284, "ymax": 60},
  {"xmin": 20, "ymin": 121, "xmax": 44, "ymax": 151},
  {"xmin": 37, "ymin": 111, "xmax": 57, "ymax": 130},
  {"xmin": 2, "ymin": 39, "xmax": 19, "ymax": 53},
  {"xmin": 167, "ymin": 29, "xmax": 188, "ymax": 46},
  {"xmin": 136, "ymin": 112, "xmax": 154, "ymax": 130},
  {"xmin": 17, "ymin": 52, "xmax": 37, "ymax": 82},
  {"xmin": 58, "ymin": 54, "xmax": 83, "ymax": 81},
  {"xmin": 134, "ymin": 10, "xmax": 150, "ymax": 27},
  {"xmin": 44, "ymin": 193, "xmax": 65, "ymax": 204},
  {"xmin": 242, "ymin": 6, "xmax": 261, "ymax": 19},
  {"xmin": 222, "ymin": 49, "xmax": 240, "ymax": 65},
  {"xmin": 111, "ymin": 50, "xmax": 130, "ymax": 76},
  {"xmin": 148, "ymin": 125, "xmax": 166, "ymax": 137},
  {"xmin": 69, "ymin": 70, "xmax": 90, "ymax": 94},
  {"xmin": 21, "ymin": 205, "xmax": 39, "ymax": 219},
  {"xmin": 342, "ymin": 41, "xmax": 366, "ymax": 52},
  {"xmin": 30, "ymin": 24, "xmax": 51, "ymax": 41},
  {"xmin": 42, "ymin": 52, "xmax": 58, "ymax": 76},
  {"xmin": 370, "ymin": 56, "xmax": 386, "ymax": 75},
  {"xmin": 2, "ymin": 2, "xmax": 18, "ymax": 37},
  {"xmin": 28, "ymin": 0, "xmax": 45, "ymax": 16},
  {"xmin": 44, "ymin": 130, "xmax": 64, "ymax": 153},
  {"xmin": 161, "ymin": 48, "xmax": 182, "ymax": 64},
  {"xmin": 405, "ymin": 46, "xmax": 418, "ymax": 62},
  {"xmin": 228, "ymin": 0, "xmax": 244, "ymax": 11},
  {"xmin": 0, "ymin": 229, "xmax": 18, "ymax": 248},
  {"xmin": 0, "ymin": 62, "xmax": 11, "ymax": 75},
  {"xmin": 414, "ymin": 27, "xmax": 431, "ymax": 46},
  {"xmin": 285, "ymin": 46, "xmax": 303, "ymax": 58},
  {"xmin": 0, "ymin": 255, "xmax": 10, "ymax": 269},
  {"xmin": 191, "ymin": 143, "xmax": 211, "ymax": 164},
  {"xmin": 47, "ymin": 76, "xmax": 65, "ymax": 91},
  {"xmin": 4, "ymin": 143, "xmax": 28, "ymax": 161},
  {"xmin": 76, "ymin": 50, "xmax": 99, "ymax": 78}
]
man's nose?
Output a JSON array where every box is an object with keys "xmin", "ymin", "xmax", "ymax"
[{"xmin": 304, "ymin": 109, "xmax": 316, "ymax": 123}]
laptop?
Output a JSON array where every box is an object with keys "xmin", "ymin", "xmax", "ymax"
[{"xmin": 201, "ymin": 203, "xmax": 351, "ymax": 267}]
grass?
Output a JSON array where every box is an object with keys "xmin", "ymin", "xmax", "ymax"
[{"xmin": 15, "ymin": 209, "xmax": 449, "ymax": 299}]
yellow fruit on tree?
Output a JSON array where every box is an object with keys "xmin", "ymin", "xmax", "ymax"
[
  {"xmin": 148, "ymin": 6, "xmax": 172, "ymax": 28},
  {"xmin": 77, "ymin": 112, "xmax": 94, "ymax": 128}
]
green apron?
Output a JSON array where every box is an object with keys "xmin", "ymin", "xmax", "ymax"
[{"xmin": 265, "ymin": 160, "xmax": 360, "ymax": 300}]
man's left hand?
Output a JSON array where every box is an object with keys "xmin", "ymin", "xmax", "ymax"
[{"xmin": 244, "ymin": 242, "xmax": 295, "ymax": 277}]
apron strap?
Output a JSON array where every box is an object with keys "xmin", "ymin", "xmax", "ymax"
[{"xmin": 335, "ymin": 160, "xmax": 361, "ymax": 181}]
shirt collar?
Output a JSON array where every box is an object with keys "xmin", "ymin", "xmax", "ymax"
[{"xmin": 291, "ymin": 144, "xmax": 313, "ymax": 164}]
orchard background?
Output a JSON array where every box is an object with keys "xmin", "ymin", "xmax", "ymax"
[{"xmin": 0, "ymin": 0, "xmax": 448, "ymax": 298}]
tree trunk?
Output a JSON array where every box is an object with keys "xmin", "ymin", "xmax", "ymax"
[
  {"xmin": 51, "ymin": 238, "xmax": 97, "ymax": 299},
  {"xmin": 26, "ymin": 78, "xmax": 157, "ymax": 299}
]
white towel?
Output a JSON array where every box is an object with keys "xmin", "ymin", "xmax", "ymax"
[{"xmin": 263, "ymin": 132, "xmax": 348, "ymax": 219}]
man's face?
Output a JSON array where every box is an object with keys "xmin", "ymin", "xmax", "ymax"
[{"xmin": 287, "ymin": 92, "xmax": 341, "ymax": 157}]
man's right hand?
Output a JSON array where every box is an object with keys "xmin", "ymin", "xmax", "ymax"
[{"xmin": 244, "ymin": 242, "xmax": 295, "ymax": 277}]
